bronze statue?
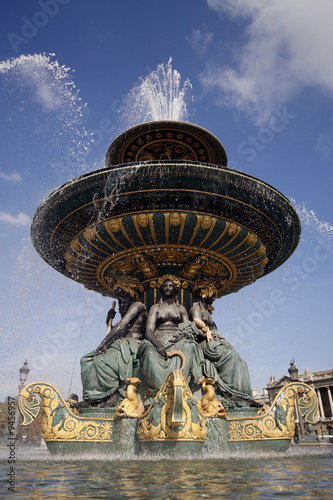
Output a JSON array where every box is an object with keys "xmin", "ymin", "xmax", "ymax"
[
  {"xmin": 96, "ymin": 287, "xmax": 146, "ymax": 353},
  {"xmin": 190, "ymin": 286, "xmax": 256, "ymax": 404},
  {"xmin": 80, "ymin": 286, "xmax": 147, "ymax": 406},
  {"xmin": 138, "ymin": 276, "xmax": 204, "ymax": 394},
  {"xmin": 144, "ymin": 276, "xmax": 188, "ymax": 358}
]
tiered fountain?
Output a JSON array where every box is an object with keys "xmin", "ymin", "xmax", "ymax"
[{"xmin": 18, "ymin": 67, "xmax": 318, "ymax": 455}]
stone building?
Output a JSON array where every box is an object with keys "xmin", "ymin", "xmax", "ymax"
[{"xmin": 255, "ymin": 363, "xmax": 333, "ymax": 439}]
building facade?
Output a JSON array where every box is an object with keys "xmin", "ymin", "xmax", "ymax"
[{"xmin": 255, "ymin": 364, "xmax": 333, "ymax": 439}]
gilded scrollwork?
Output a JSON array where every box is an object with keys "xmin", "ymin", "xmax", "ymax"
[
  {"xmin": 19, "ymin": 382, "xmax": 113, "ymax": 442},
  {"xmin": 227, "ymin": 382, "xmax": 318, "ymax": 442}
]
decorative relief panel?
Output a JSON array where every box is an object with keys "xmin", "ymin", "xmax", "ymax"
[{"xmin": 64, "ymin": 211, "xmax": 267, "ymax": 299}]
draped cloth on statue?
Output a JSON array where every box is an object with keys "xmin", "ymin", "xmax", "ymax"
[
  {"xmin": 138, "ymin": 321, "xmax": 252, "ymax": 401},
  {"xmin": 80, "ymin": 338, "xmax": 140, "ymax": 401},
  {"xmin": 202, "ymin": 337, "xmax": 253, "ymax": 400},
  {"xmin": 138, "ymin": 336, "xmax": 204, "ymax": 394}
]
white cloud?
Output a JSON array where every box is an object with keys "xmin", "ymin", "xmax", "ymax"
[
  {"xmin": 0, "ymin": 171, "xmax": 22, "ymax": 182},
  {"xmin": 186, "ymin": 28, "xmax": 213, "ymax": 55},
  {"xmin": 315, "ymin": 132, "xmax": 333, "ymax": 159},
  {"xmin": 201, "ymin": 0, "xmax": 333, "ymax": 123},
  {"xmin": 0, "ymin": 212, "xmax": 31, "ymax": 226}
]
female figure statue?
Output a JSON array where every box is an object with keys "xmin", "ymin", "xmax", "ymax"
[
  {"xmin": 80, "ymin": 285, "xmax": 147, "ymax": 406},
  {"xmin": 138, "ymin": 276, "xmax": 204, "ymax": 394},
  {"xmin": 189, "ymin": 286, "xmax": 255, "ymax": 403}
]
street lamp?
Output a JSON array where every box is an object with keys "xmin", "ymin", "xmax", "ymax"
[{"xmin": 19, "ymin": 360, "xmax": 30, "ymax": 392}]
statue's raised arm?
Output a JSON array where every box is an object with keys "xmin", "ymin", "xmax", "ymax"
[
  {"xmin": 80, "ymin": 285, "xmax": 147, "ymax": 406},
  {"xmin": 96, "ymin": 291, "xmax": 146, "ymax": 353}
]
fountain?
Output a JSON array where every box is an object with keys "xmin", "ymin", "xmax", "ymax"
[{"xmin": 18, "ymin": 64, "xmax": 318, "ymax": 455}]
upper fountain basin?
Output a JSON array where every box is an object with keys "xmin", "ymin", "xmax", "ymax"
[{"xmin": 105, "ymin": 121, "xmax": 228, "ymax": 168}]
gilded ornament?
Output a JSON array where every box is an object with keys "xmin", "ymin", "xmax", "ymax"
[
  {"xmin": 64, "ymin": 251, "xmax": 72, "ymax": 262},
  {"xmin": 70, "ymin": 239, "xmax": 80, "ymax": 251},
  {"xmin": 180, "ymin": 256, "xmax": 202, "ymax": 279},
  {"xmin": 106, "ymin": 219, "xmax": 120, "ymax": 233},
  {"xmin": 136, "ymin": 255, "xmax": 157, "ymax": 278},
  {"xmin": 137, "ymin": 151, "xmax": 154, "ymax": 161},
  {"xmin": 227, "ymin": 382, "xmax": 318, "ymax": 442},
  {"xmin": 137, "ymin": 213, "xmax": 149, "ymax": 227},
  {"xmin": 194, "ymin": 318, "xmax": 213, "ymax": 342},
  {"xmin": 202, "ymin": 261, "xmax": 227, "ymax": 277},
  {"xmin": 246, "ymin": 233, "xmax": 256, "ymax": 245},
  {"xmin": 157, "ymin": 248, "xmax": 186, "ymax": 263},
  {"xmin": 197, "ymin": 285, "xmax": 217, "ymax": 299},
  {"xmin": 105, "ymin": 276, "xmax": 139, "ymax": 298},
  {"xmin": 114, "ymin": 378, "xmax": 145, "ymax": 419},
  {"xmin": 201, "ymin": 216, "xmax": 212, "ymax": 230},
  {"xmin": 19, "ymin": 382, "xmax": 113, "ymax": 442},
  {"xmin": 258, "ymin": 245, "xmax": 266, "ymax": 257},
  {"xmin": 227, "ymin": 223, "xmax": 238, "ymax": 236},
  {"xmin": 157, "ymin": 274, "xmax": 181, "ymax": 289},
  {"xmin": 199, "ymin": 377, "xmax": 226, "ymax": 418},
  {"xmin": 137, "ymin": 371, "xmax": 207, "ymax": 442},
  {"xmin": 169, "ymin": 212, "xmax": 182, "ymax": 226},
  {"xmin": 84, "ymin": 227, "xmax": 97, "ymax": 241},
  {"xmin": 112, "ymin": 256, "xmax": 136, "ymax": 273}
]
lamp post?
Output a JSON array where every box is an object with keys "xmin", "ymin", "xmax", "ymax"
[
  {"xmin": 18, "ymin": 360, "xmax": 30, "ymax": 393},
  {"xmin": 15, "ymin": 360, "xmax": 30, "ymax": 444}
]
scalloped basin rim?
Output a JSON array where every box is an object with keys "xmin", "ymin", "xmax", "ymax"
[{"xmin": 31, "ymin": 160, "xmax": 301, "ymax": 300}]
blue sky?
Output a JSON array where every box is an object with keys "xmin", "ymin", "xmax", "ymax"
[{"xmin": 0, "ymin": 0, "xmax": 332, "ymax": 400}]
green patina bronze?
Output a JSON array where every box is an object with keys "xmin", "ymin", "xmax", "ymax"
[{"xmin": 22, "ymin": 120, "xmax": 309, "ymax": 455}]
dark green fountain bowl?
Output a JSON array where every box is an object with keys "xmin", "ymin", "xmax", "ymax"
[{"xmin": 31, "ymin": 121, "xmax": 300, "ymax": 308}]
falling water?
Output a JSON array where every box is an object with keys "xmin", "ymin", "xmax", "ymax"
[
  {"xmin": 0, "ymin": 53, "xmax": 92, "ymax": 187},
  {"xmin": 0, "ymin": 53, "xmax": 101, "ymax": 399},
  {"xmin": 121, "ymin": 58, "xmax": 193, "ymax": 128}
]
